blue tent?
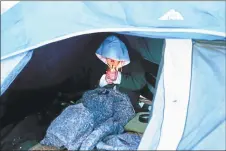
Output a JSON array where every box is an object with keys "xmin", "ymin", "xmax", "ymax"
[{"xmin": 1, "ymin": 1, "xmax": 225, "ymax": 150}]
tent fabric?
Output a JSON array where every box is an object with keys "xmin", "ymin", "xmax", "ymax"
[
  {"xmin": 139, "ymin": 40, "xmax": 226, "ymax": 150},
  {"xmin": 1, "ymin": 50, "xmax": 33, "ymax": 95},
  {"xmin": 1, "ymin": 1, "xmax": 225, "ymax": 95},
  {"xmin": 1, "ymin": 1, "xmax": 225, "ymax": 59},
  {"xmin": 138, "ymin": 39, "xmax": 193, "ymax": 150},
  {"xmin": 157, "ymin": 39, "xmax": 193, "ymax": 150},
  {"xmin": 122, "ymin": 35, "xmax": 164, "ymax": 65},
  {"xmin": 177, "ymin": 41, "xmax": 226, "ymax": 150}
]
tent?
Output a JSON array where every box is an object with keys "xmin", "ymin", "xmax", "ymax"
[{"xmin": 1, "ymin": 1, "xmax": 225, "ymax": 150}]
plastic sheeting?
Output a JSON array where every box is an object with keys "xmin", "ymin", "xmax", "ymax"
[{"xmin": 41, "ymin": 88, "xmax": 137, "ymax": 150}]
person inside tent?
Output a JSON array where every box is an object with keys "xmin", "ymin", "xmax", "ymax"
[
  {"xmin": 90, "ymin": 35, "xmax": 147, "ymax": 112},
  {"xmin": 60, "ymin": 34, "xmax": 153, "ymax": 112}
]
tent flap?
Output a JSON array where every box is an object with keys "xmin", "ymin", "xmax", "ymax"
[
  {"xmin": 139, "ymin": 40, "xmax": 226, "ymax": 150},
  {"xmin": 177, "ymin": 40, "xmax": 226, "ymax": 150},
  {"xmin": 1, "ymin": 50, "xmax": 33, "ymax": 95}
]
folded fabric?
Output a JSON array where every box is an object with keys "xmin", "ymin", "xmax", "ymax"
[
  {"xmin": 40, "ymin": 103, "xmax": 94, "ymax": 150},
  {"xmin": 96, "ymin": 133, "xmax": 141, "ymax": 150},
  {"xmin": 40, "ymin": 88, "xmax": 135, "ymax": 150}
]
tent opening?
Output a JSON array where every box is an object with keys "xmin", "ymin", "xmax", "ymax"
[
  {"xmin": 0, "ymin": 32, "xmax": 165, "ymax": 150},
  {"xmin": 1, "ymin": 1, "xmax": 225, "ymax": 150}
]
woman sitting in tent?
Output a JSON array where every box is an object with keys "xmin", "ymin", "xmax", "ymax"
[
  {"xmin": 60, "ymin": 35, "xmax": 150, "ymax": 112},
  {"xmin": 90, "ymin": 35, "xmax": 147, "ymax": 111}
]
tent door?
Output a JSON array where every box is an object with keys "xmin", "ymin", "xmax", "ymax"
[{"xmin": 139, "ymin": 39, "xmax": 193, "ymax": 150}]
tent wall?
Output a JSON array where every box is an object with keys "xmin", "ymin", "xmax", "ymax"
[
  {"xmin": 1, "ymin": 50, "xmax": 33, "ymax": 95},
  {"xmin": 120, "ymin": 35, "xmax": 164, "ymax": 65},
  {"xmin": 1, "ymin": 1, "xmax": 225, "ymax": 60},
  {"xmin": 139, "ymin": 40, "xmax": 226, "ymax": 150},
  {"xmin": 138, "ymin": 39, "xmax": 166, "ymax": 150},
  {"xmin": 158, "ymin": 39, "xmax": 193, "ymax": 149},
  {"xmin": 177, "ymin": 40, "xmax": 226, "ymax": 150},
  {"xmin": 139, "ymin": 39, "xmax": 193, "ymax": 150}
]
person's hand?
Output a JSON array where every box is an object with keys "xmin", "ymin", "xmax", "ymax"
[
  {"xmin": 106, "ymin": 70, "xmax": 118, "ymax": 81},
  {"xmin": 105, "ymin": 76, "xmax": 113, "ymax": 84}
]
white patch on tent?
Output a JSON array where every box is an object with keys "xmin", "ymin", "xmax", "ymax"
[
  {"xmin": 138, "ymin": 39, "xmax": 192, "ymax": 150},
  {"xmin": 156, "ymin": 39, "xmax": 192, "ymax": 150},
  {"xmin": 158, "ymin": 9, "xmax": 184, "ymax": 20},
  {"xmin": 1, "ymin": 1, "xmax": 20, "ymax": 14}
]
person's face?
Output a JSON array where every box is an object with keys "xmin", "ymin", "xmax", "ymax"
[{"xmin": 106, "ymin": 58, "xmax": 121, "ymax": 70}]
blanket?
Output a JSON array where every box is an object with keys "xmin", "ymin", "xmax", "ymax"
[{"xmin": 40, "ymin": 88, "xmax": 140, "ymax": 150}]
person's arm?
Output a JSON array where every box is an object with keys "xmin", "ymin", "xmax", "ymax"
[{"xmin": 114, "ymin": 60, "xmax": 146, "ymax": 91}]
